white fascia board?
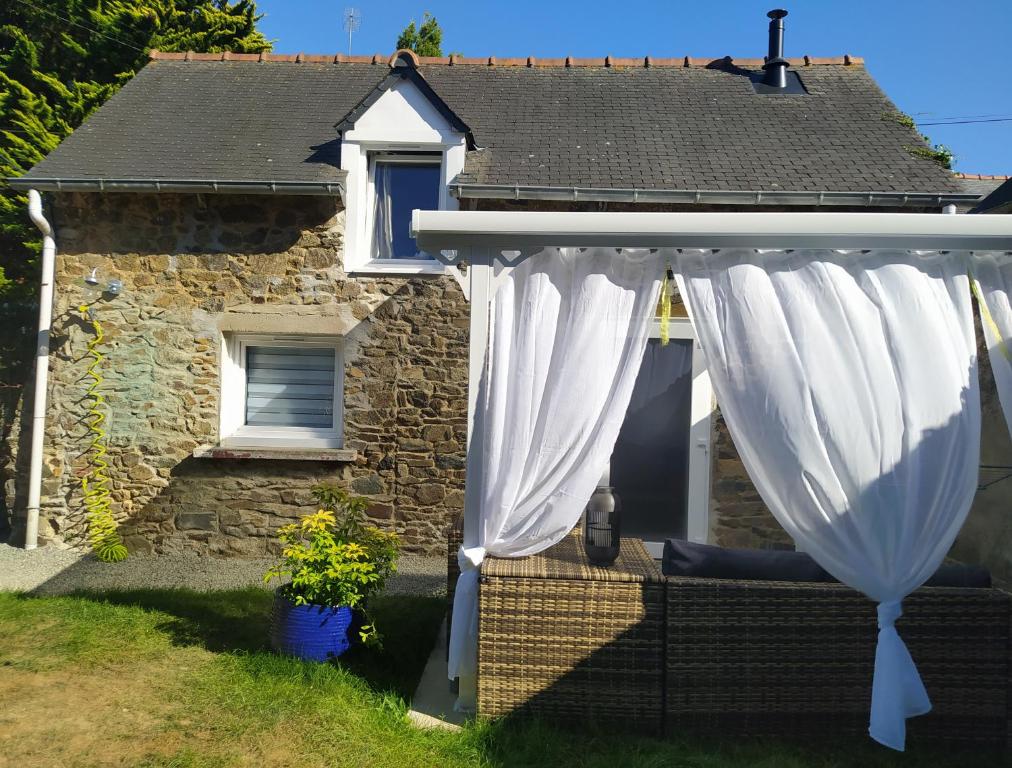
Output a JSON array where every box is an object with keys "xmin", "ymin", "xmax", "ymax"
[{"xmin": 412, "ymin": 210, "xmax": 1012, "ymax": 256}]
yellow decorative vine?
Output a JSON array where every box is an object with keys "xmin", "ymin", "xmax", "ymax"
[
  {"xmin": 78, "ymin": 305, "xmax": 128, "ymax": 562},
  {"xmin": 659, "ymin": 267, "xmax": 672, "ymax": 346}
]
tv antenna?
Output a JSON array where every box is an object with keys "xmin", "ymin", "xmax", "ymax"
[{"xmin": 344, "ymin": 8, "xmax": 361, "ymax": 55}]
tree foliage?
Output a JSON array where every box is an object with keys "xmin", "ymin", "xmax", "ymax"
[
  {"xmin": 395, "ymin": 11, "xmax": 442, "ymax": 57},
  {"xmin": 0, "ymin": 0, "xmax": 270, "ymax": 383}
]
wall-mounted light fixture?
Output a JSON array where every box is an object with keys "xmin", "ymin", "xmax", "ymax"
[{"xmin": 81, "ymin": 268, "xmax": 124, "ymax": 301}]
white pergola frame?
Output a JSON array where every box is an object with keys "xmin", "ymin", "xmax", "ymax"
[{"xmin": 411, "ymin": 210, "xmax": 1012, "ymax": 556}]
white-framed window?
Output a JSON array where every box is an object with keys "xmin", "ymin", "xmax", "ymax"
[
  {"xmin": 341, "ymin": 78, "xmax": 466, "ymax": 275},
  {"xmin": 608, "ymin": 317, "xmax": 713, "ymax": 555},
  {"xmin": 219, "ymin": 334, "xmax": 343, "ymax": 449},
  {"xmin": 369, "ymin": 151, "xmax": 442, "ymax": 261}
]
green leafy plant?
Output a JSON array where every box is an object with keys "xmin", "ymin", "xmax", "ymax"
[
  {"xmin": 264, "ymin": 485, "xmax": 398, "ymax": 646},
  {"xmin": 905, "ymin": 143, "xmax": 954, "ymax": 169},
  {"xmin": 884, "ymin": 110, "xmax": 954, "ymax": 169}
]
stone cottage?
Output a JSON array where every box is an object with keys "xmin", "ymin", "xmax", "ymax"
[{"xmin": 12, "ymin": 45, "xmax": 1002, "ymax": 574}]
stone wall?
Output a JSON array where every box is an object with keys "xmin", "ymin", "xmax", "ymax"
[
  {"xmin": 25, "ymin": 190, "xmax": 1008, "ymax": 577},
  {"xmin": 33, "ymin": 192, "xmax": 468, "ymax": 556},
  {"xmin": 708, "ymin": 412, "xmax": 793, "ymax": 549}
]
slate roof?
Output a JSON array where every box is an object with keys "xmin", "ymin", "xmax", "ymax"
[
  {"xmin": 972, "ymin": 178, "xmax": 1012, "ymax": 214},
  {"xmin": 12, "ymin": 51, "xmax": 971, "ymax": 205},
  {"xmin": 954, "ymin": 173, "xmax": 1010, "ymax": 200}
]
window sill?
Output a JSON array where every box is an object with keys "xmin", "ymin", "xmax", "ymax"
[
  {"xmin": 347, "ymin": 259, "xmax": 448, "ymax": 277},
  {"xmin": 193, "ymin": 445, "xmax": 359, "ymax": 462}
]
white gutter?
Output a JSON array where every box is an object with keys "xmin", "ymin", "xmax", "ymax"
[
  {"xmin": 25, "ymin": 189, "xmax": 55, "ymax": 550},
  {"xmin": 413, "ymin": 210, "xmax": 1012, "ymax": 255},
  {"xmin": 448, "ymin": 182, "xmax": 980, "ymax": 210},
  {"xmin": 7, "ymin": 177, "xmax": 346, "ymax": 197}
]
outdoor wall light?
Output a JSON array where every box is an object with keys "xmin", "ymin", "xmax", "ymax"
[{"xmin": 81, "ymin": 268, "xmax": 124, "ymax": 300}]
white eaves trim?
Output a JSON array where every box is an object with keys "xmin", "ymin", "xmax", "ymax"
[{"xmin": 412, "ymin": 210, "xmax": 1012, "ymax": 255}]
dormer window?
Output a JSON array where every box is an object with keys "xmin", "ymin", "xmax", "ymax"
[
  {"xmin": 339, "ymin": 65, "xmax": 469, "ymax": 276},
  {"xmin": 371, "ymin": 152, "xmax": 441, "ymax": 261}
]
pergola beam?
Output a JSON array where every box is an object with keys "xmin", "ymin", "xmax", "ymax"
[{"xmin": 413, "ymin": 210, "xmax": 1012, "ymax": 255}]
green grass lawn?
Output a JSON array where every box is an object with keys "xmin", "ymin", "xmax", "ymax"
[{"xmin": 0, "ymin": 588, "xmax": 1002, "ymax": 768}]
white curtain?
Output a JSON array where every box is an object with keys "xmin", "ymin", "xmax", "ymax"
[
  {"xmin": 448, "ymin": 247, "xmax": 664, "ymax": 702},
  {"xmin": 676, "ymin": 248, "xmax": 980, "ymax": 751},
  {"xmin": 970, "ymin": 252, "xmax": 1012, "ymax": 432},
  {"xmin": 372, "ymin": 163, "xmax": 395, "ymax": 260}
]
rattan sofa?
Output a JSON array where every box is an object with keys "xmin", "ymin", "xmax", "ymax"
[
  {"xmin": 479, "ymin": 534, "xmax": 665, "ymax": 732},
  {"xmin": 665, "ymin": 575, "xmax": 1011, "ymax": 748},
  {"xmin": 452, "ymin": 529, "xmax": 1012, "ymax": 749}
]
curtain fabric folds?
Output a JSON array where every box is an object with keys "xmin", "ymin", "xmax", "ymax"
[
  {"xmin": 447, "ymin": 247, "xmax": 664, "ymax": 701},
  {"xmin": 372, "ymin": 163, "xmax": 395, "ymax": 260},
  {"xmin": 676, "ymin": 248, "xmax": 980, "ymax": 751},
  {"xmin": 971, "ymin": 252, "xmax": 1012, "ymax": 433}
]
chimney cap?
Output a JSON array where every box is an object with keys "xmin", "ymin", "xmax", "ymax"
[{"xmin": 767, "ymin": 8, "xmax": 788, "ymax": 20}]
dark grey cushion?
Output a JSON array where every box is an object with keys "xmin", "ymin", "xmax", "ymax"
[
  {"xmin": 662, "ymin": 539, "xmax": 832, "ymax": 583},
  {"xmin": 662, "ymin": 539, "xmax": 992, "ymax": 588},
  {"xmin": 924, "ymin": 563, "xmax": 991, "ymax": 588}
]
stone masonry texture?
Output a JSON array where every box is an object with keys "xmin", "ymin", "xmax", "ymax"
[
  {"xmin": 34, "ymin": 192, "xmax": 468, "ymax": 556},
  {"xmin": 13, "ymin": 190, "xmax": 1008, "ymax": 585}
]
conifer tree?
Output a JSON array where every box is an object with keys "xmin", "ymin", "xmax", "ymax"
[
  {"xmin": 395, "ymin": 12, "xmax": 443, "ymax": 57},
  {"xmin": 0, "ymin": 1, "xmax": 270, "ymax": 382}
]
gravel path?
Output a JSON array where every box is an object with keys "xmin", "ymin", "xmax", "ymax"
[{"xmin": 0, "ymin": 543, "xmax": 447, "ymax": 597}]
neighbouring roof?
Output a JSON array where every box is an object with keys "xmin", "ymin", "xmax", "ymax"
[
  {"xmin": 954, "ymin": 173, "xmax": 1010, "ymax": 200},
  {"xmin": 972, "ymin": 178, "xmax": 1012, "ymax": 214},
  {"xmin": 10, "ymin": 49, "xmax": 973, "ymax": 207}
]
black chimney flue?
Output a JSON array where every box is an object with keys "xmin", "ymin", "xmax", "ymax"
[{"xmin": 763, "ymin": 9, "xmax": 789, "ymax": 88}]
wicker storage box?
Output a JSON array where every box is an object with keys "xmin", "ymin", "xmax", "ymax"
[
  {"xmin": 478, "ymin": 536, "xmax": 665, "ymax": 732},
  {"xmin": 665, "ymin": 577, "xmax": 1012, "ymax": 748}
]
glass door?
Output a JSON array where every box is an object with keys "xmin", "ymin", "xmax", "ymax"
[{"xmin": 609, "ymin": 318, "xmax": 711, "ymax": 558}]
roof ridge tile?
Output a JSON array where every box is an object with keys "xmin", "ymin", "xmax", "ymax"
[
  {"xmin": 954, "ymin": 172, "xmax": 1011, "ymax": 180},
  {"xmin": 147, "ymin": 49, "xmax": 863, "ymax": 68}
]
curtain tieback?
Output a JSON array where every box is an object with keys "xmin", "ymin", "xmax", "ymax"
[
  {"xmin": 870, "ymin": 597, "xmax": 931, "ymax": 750},
  {"xmin": 458, "ymin": 546, "xmax": 486, "ymax": 572},
  {"xmin": 877, "ymin": 599, "xmax": 902, "ymax": 630}
]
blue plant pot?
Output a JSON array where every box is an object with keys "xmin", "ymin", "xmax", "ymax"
[{"xmin": 269, "ymin": 591, "xmax": 354, "ymax": 662}]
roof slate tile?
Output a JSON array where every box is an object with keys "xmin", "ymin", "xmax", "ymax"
[{"xmin": 18, "ymin": 56, "xmax": 964, "ymax": 197}]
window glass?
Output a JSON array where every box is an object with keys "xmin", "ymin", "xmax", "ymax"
[
  {"xmin": 245, "ymin": 346, "xmax": 336, "ymax": 428},
  {"xmin": 373, "ymin": 160, "xmax": 441, "ymax": 260},
  {"xmin": 610, "ymin": 338, "xmax": 693, "ymax": 541}
]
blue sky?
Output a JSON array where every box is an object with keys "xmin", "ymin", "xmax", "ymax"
[{"xmin": 256, "ymin": 0, "xmax": 1011, "ymax": 174}]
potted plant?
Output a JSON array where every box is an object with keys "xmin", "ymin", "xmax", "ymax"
[{"xmin": 264, "ymin": 485, "xmax": 398, "ymax": 661}]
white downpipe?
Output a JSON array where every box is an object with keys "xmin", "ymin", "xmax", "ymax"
[{"xmin": 25, "ymin": 189, "xmax": 56, "ymax": 550}]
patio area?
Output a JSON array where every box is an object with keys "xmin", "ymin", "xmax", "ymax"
[{"xmin": 413, "ymin": 209, "xmax": 1012, "ymax": 751}]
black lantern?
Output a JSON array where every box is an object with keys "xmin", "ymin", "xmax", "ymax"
[{"xmin": 583, "ymin": 485, "xmax": 621, "ymax": 566}]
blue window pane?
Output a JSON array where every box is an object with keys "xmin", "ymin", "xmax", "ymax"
[{"xmin": 374, "ymin": 162, "xmax": 441, "ymax": 260}]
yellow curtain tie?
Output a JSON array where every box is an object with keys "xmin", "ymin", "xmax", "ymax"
[
  {"xmin": 969, "ymin": 272, "xmax": 1012, "ymax": 363},
  {"xmin": 659, "ymin": 268, "xmax": 671, "ymax": 346}
]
